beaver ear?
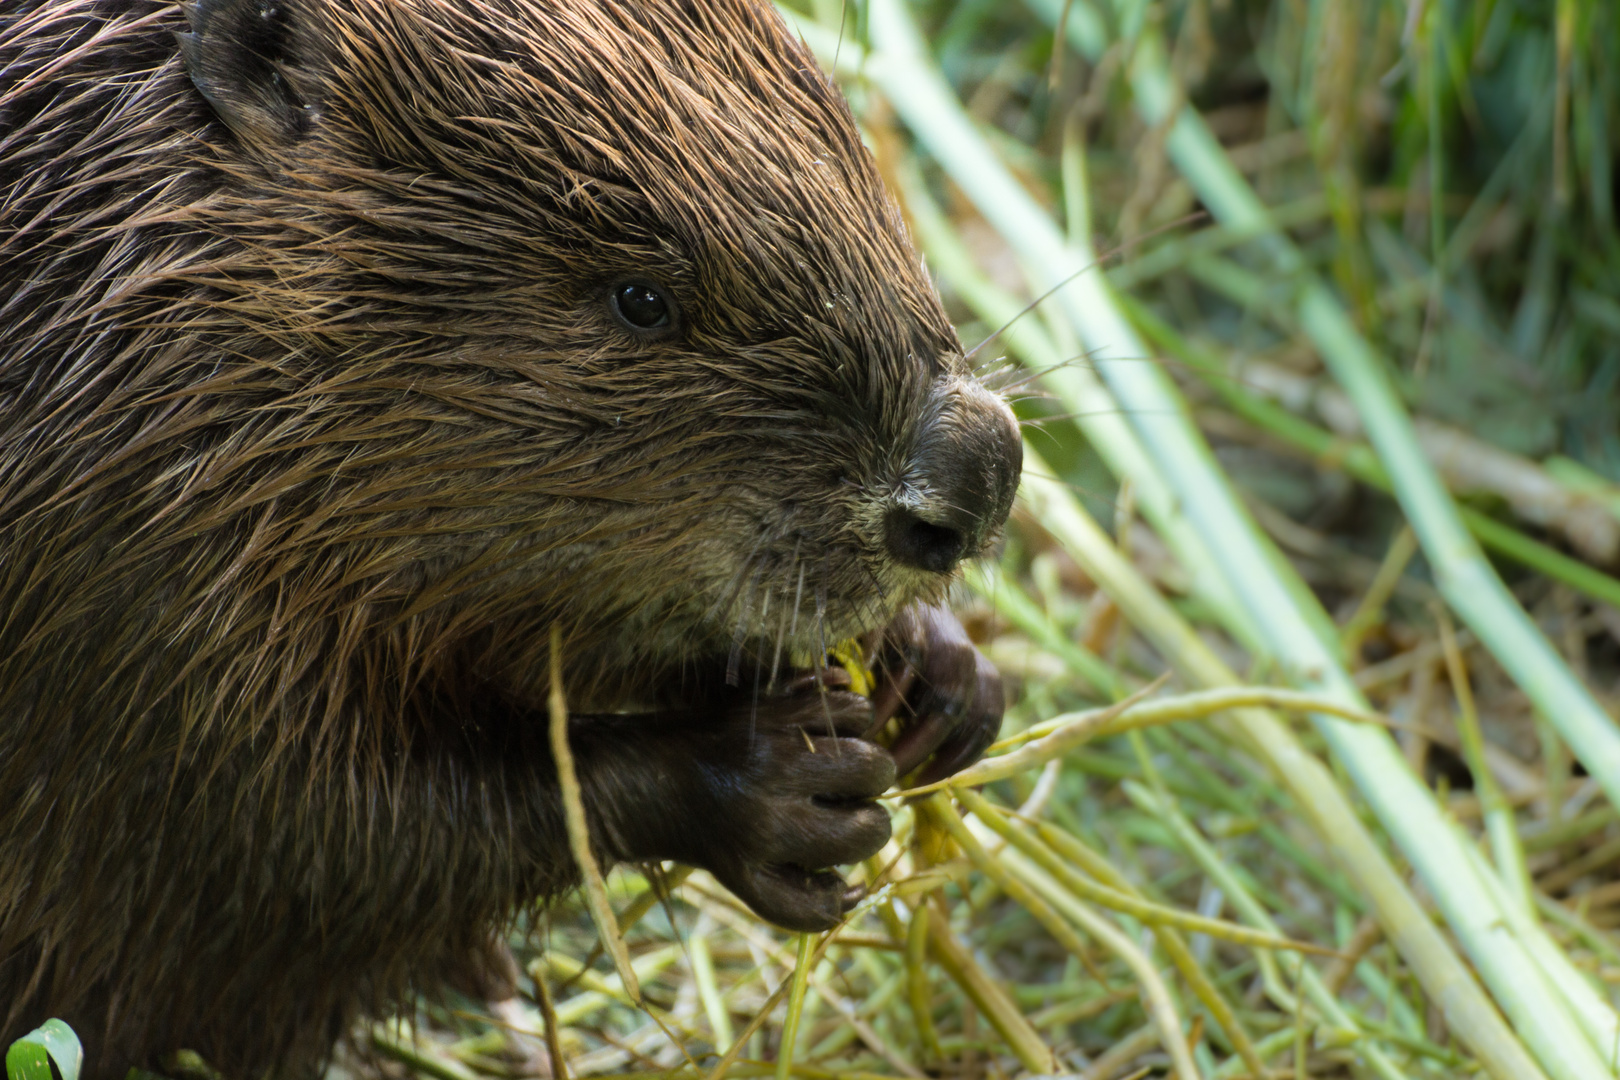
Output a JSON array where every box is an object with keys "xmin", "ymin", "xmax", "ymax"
[{"xmin": 177, "ymin": 0, "xmax": 322, "ymax": 146}]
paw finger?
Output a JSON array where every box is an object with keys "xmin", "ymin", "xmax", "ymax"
[
  {"xmin": 866, "ymin": 657, "xmax": 915, "ymax": 736},
  {"xmin": 712, "ymin": 862, "xmax": 856, "ymax": 932},
  {"xmin": 778, "ymin": 667, "xmax": 853, "ymax": 697},
  {"xmin": 912, "ymin": 604, "xmax": 980, "ymax": 705},
  {"xmin": 765, "ymin": 688, "xmax": 872, "ymax": 738},
  {"xmin": 887, "ymin": 710, "xmax": 952, "ymax": 779},
  {"xmin": 790, "ymin": 737, "xmax": 896, "ymax": 799},
  {"xmin": 913, "ymin": 704, "xmax": 1000, "ymax": 787},
  {"xmin": 779, "ymin": 801, "xmax": 893, "ymax": 868},
  {"xmin": 913, "ymin": 652, "xmax": 1004, "ymax": 785}
]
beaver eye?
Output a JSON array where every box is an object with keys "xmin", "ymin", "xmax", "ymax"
[{"xmin": 610, "ymin": 281, "xmax": 674, "ymax": 332}]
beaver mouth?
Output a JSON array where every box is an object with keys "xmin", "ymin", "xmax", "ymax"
[{"xmin": 705, "ymin": 567, "xmax": 920, "ymax": 674}]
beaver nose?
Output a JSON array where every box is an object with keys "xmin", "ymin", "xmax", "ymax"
[
  {"xmin": 884, "ymin": 377, "xmax": 1022, "ymax": 575},
  {"xmin": 885, "ymin": 507, "xmax": 970, "ymax": 574}
]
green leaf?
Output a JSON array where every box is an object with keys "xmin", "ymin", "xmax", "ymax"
[
  {"xmin": 4, "ymin": 1041, "xmax": 48, "ymax": 1080},
  {"xmin": 7, "ymin": 1020, "xmax": 82, "ymax": 1080}
]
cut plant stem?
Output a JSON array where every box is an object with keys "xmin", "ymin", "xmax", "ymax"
[
  {"xmin": 904, "ymin": 902, "xmax": 942, "ymax": 1067},
  {"xmin": 923, "ymin": 907, "xmax": 1056, "ymax": 1073},
  {"xmin": 982, "ymin": 684, "xmax": 1391, "ymax": 757},
  {"xmin": 1340, "ymin": 527, "xmax": 1420, "ymax": 662},
  {"xmin": 774, "ymin": 935, "xmax": 813, "ymax": 1080},
  {"xmin": 549, "ymin": 625, "xmax": 640, "ymax": 1005},
  {"xmin": 1435, "ymin": 604, "xmax": 1534, "ymax": 917},
  {"xmin": 957, "ymin": 787, "xmax": 1331, "ymax": 956}
]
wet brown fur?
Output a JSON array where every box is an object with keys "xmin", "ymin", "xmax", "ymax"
[{"xmin": 0, "ymin": 0, "xmax": 1013, "ymax": 1074}]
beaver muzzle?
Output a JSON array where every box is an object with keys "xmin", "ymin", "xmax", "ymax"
[{"xmin": 883, "ymin": 375, "xmax": 1022, "ymax": 574}]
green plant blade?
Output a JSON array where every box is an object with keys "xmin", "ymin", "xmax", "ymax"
[{"xmin": 6, "ymin": 1020, "xmax": 82, "ymax": 1080}]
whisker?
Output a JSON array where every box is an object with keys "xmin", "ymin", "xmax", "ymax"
[
  {"xmin": 982, "ymin": 351, "xmax": 1107, "ymax": 394},
  {"xmin": 964, "ymin": 210, "xmax": 1207, "ymax": 365},
  {"xmin": 750, "ymin": 636, "xmax": 762, "ymax": 745},
  {"xmin": 1019, "ymin": 407, "xmax": 1181, "ymax": 426},
  {"xmin": 788, "ymin": 560, "xmax": 805, "ymax": 651},
  {"xmin": 704, "ymin": 528, "xmax": 768, "ymax": 632},
  {"xmin": 814, "ymin": 570, "xmax": 829, "ymax": 683},
  {"xmin": 814, "ymin": 563, "xmax": 842, "ymax": 745},
  {"xmin": 769, "ymin": 565, "xmax": 790, "ymax": 692},
  {"xmin": 725, "ymin": 558, "xmax": 764, "ymax": 687}
]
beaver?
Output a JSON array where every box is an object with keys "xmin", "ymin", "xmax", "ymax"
[{"xmin": 0, "ymin": 0, "xmax": 1021, "ymax": 1075}]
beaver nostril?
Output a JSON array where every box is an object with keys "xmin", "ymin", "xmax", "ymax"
[{"xmin": 885, "ymin": 508, "xmax": 968, "ymax": 574}]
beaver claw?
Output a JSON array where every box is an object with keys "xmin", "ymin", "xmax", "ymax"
[{"xmin": 868, "ymin": 603, "xmax": 1004, "ymax": 787}]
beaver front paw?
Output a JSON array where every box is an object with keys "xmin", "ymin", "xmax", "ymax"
[
  {"xmin": 700, "ymin": 683, "xmax": 895, "ymax": 930},
  {"xmin": 584, "ymin": 683, "xmax": 894, "ymax": 932},
  {"xmin": 868, "ymin": 603, "xmax": 1004, "ymax": 786}
]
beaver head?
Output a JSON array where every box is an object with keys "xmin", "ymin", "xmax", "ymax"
[{"xmin": 29, "ymin": 0, "xmax": 1020, "ymax": 719}]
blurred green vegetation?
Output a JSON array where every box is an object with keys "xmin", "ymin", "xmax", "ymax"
[{"xmin": 907, "ymin": 0, "xmax": 1618, "ymax": 467}]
